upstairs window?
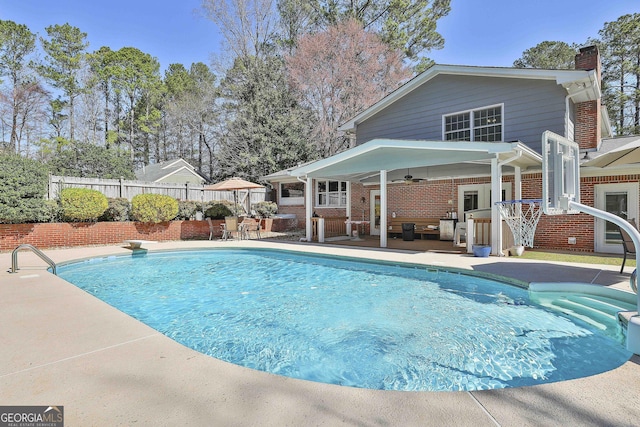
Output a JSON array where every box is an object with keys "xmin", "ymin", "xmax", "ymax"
[
  {"xmin": 316, "ymin": 180, "xmax": 347, "ymax": 207},
  {"xmin": 444, "ymin": 105, "xmax": 503, "ymax": 142}
]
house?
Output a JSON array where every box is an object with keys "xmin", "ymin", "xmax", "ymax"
[
  {"xmin": 135, "ymin": 158, "xmax": 207, "ymax": 185},
  {"xmin": 265, "ymin": 46, "xmax": 639, "ymax": 255}
]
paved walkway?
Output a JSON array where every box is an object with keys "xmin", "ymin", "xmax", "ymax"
[{"xmin": 1, "ymin": 240, "xmax": 639, "ymax": 426}]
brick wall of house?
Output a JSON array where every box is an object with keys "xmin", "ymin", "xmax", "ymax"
[
  {"xmin": 272, "ymin": 170, "xmax": 638, "ymax": 252},
  {"xmin": 574, "ymin": 45, "xmax": 601, "ymax": 151}
]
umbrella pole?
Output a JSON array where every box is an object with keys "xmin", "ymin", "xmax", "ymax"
[{"xmin": 234, "ymin": 190, "xmax": 238, "ymax": 216}]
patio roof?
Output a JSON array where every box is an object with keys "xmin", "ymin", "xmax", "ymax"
[{"xmin": 289, "ymin": 139, "xmax": 542, "ymax": 182}]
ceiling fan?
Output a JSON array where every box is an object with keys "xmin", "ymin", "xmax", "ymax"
[{"xmin": 393, "ymin": 169, "xmax": 423, "ymax": 184}]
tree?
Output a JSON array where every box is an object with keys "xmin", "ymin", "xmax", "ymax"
[
  {"xmin": 513, "ymin": 41, "xmax": 578, "ymax": 69},
  {"xmin": 275, "ymin": 0, "xmax": 317, "ymax": 54},
  {"xmin": 36, "ymin": 23, "xmax": 89, "ymax": 142},
  {"xmin": 47, "ymin": 141, "xmax": 135, "ymax": 179},
  {"xmin": 0, "ymin": 20, "xmax": 38, "ymax": 151},
  {"xmin": 1, "ymin": 80, "xmax": 49, "ymax": 155},
  {"xmin": 598, "ymin": 13, "xmax": 640, "ymax": 135},
  {"xmin": 286, "ymin": 18, "xmax": 410, "ymax": 156},
  {"xmin": 87, "ymin": 46, "xmax": 116, "ymax": 146},
  {"xmin": 218, "ymin": 55, "xmax": 315, "ymax": 181},
  {"xmin": 200, "ymin": 0, "xmax": 280, "ymax": 59},
  {"xmin": 302, "ymin": 0, "xmax": 451, "ymax": 68},
  {"xmin": 108, "ymin": 47, "xmax": 161, "ymax": 161},
  {"xmin": 0, "ymin": 152, "xmax": 50, "ymax": 223}
]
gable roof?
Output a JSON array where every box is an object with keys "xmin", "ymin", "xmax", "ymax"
[
  {"xmin": 135, "ymin": 158, "xmax": 205, "ymax": 183},
  {"xmin": 338, "ymin": 64, "xmax": 601, "ymax": 133}
]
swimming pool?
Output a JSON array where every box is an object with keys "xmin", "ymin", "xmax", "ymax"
[{"xmin": 57, "ymin": 249, "xmax": 632, "ymax": 391}]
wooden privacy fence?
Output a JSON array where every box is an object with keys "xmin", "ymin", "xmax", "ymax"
[{"xmin": 48, "ymin": 175, "xmax": 267, "ymax": 206}]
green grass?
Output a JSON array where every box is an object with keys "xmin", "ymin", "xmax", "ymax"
[{"xmin": 520, "ymin": 249, "xmax": 635, "ymax": 268}]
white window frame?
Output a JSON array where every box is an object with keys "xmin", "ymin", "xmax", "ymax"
[
  {"xmin": 594, "ymin": 182, "xmax": 639, "ymax": 254},
  {"xmin": 278, "ymin": 181, "xmax": 305, "ymax": 206},
  {"xmin": 315, "ymin": 180, "xmax": 348, "ymax": 207},
  {"xmin": 442, "ymin": 103, "xmax": 504, "ymax": 142}
]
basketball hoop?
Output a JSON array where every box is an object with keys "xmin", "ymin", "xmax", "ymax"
[{"xmin": 495, "ymin": 199, "xmax": 543, "ymax": 248}]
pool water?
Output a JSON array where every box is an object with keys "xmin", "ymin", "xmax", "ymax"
[{"xmin": 57, "ymin": 249, "xmax": 632, "ymax": 391}]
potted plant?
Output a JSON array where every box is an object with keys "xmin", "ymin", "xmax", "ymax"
[{"xmin": 253, "ymin": 201, "xmax": 277, "ymax": 233}]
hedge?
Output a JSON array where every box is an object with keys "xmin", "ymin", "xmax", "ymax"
[{"xmin": 131, "ymin": 194, "xmax": 179, "ymax": 223}]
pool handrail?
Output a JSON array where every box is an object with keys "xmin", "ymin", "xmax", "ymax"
[{"xmin": 11, "ymin": 244, "xmax": 57, "ymax": 275}]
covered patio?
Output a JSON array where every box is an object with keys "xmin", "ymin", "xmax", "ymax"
[{"xmin": 289, "ymin": 138, "xmax": 542, "ymax": 255}]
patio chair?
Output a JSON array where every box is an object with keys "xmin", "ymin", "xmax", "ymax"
[
  {"xmin": 618, "ymin": 218, "xmax": 637, "ymax": 273},
  {"xmin": 221, "ymin": 216, "xmax": 240, "ymax": 241},
  {"xmin": 241, "ymin": 218, "xmax": 261, "ymax": 239}
]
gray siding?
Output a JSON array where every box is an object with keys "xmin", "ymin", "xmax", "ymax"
[
  {"xmin": 355, "ymin": 74, "xmax": 568, "ymax": 154},
  {"xmin": 158, "ymin": 169, "xmax": 204, "ymax": 185}
]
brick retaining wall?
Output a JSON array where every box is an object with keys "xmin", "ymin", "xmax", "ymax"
[
  {"xmin": 0, "ymin": 220, "xmax": 217, "ymax": 252},
  {"xmin": 0, "ymin": 217, "xmax": 301, "ymax": 252}
]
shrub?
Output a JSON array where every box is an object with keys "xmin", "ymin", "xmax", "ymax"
[
  {"xmin": 60, "ymin": 188, "xmax": 108, "ymax": 222},
  {"xmin": 204, "ymin": 202, "xmax": 234, "ymax": 219},
  {"xmin": 131, "ymin": 194, "xmax": 179, "ymax": 223},
  {"xmin": 99, "ymin": 198, "xmax": 131, "ymax": 222},
  {"xmin": 176, "ymin": 200, "xmax": 198, "ymax": 220},
  {"xmin": 41, "ymin": 199, "xmax": 62, "ymax": 223},
  {"xmin": 253, "ymin": 201, "xmax": 278, "ymax": 218},
  {"xmin": 0, "ymin": 153, "xmax": 50, "ymax": 223}
]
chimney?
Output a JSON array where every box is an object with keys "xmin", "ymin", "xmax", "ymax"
[{"xmin": 574, "ymin": 46, "xmax": 601, "ymax": 150}]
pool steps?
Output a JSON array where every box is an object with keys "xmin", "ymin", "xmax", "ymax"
[{"xmin": 529, "ymin": 282, "xmax": 636, "ymax": 340}]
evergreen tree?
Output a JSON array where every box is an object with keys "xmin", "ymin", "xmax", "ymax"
[
  {"xmin": 598, "ymin": 13, "xmax": 640, "ymax": 135},
  {"xmin": 513, "ymin": 41, "xmax": 578, "ymax": 69},
  {"xmin": 35, "ymin": 23, "xmax": 88, "ymax": 142},
  {"xmin": 218, "ymin": 55, "xmax": 315, "ymax": 181},
  {"xmin": 47, "ymin": 141, "xmax": 135, "ymax": 179}
]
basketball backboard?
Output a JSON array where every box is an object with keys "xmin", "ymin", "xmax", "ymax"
[{"xmin": 541, "ymin": 131, "xmax": 580, "ymax": 215}]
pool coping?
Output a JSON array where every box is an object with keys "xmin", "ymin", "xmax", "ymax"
[{"xmin": 1, "ymin": 239, "xmax": 639, "ymax": 426}]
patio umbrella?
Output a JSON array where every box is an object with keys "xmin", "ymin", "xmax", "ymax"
[
  {"xmin": 205, "ymin": 177, "xmax": 264, "ymax": 215},
  {"xmin": 583, "ymin": 139, "xmax": 640, "ymax": 167}
]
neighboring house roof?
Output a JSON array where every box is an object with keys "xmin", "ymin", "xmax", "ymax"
[
  {"xmin": 135, "ymin": 158, "xmax": 206, "ymax": 183},
  {"xmin": 338, "ymin": 64, "xmax": 603, "ymax": 135}
]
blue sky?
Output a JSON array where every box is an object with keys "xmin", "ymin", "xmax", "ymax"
[{"xmin": 1, "ymin": 0, "xmax": 638, "ymax": 71}]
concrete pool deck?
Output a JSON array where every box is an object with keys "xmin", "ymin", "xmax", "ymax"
[{"xmin": 1, "ymin": 239, "xmax": 639, "ymax": 426}]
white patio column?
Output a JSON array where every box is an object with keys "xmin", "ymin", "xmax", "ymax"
[
  {"xmin": 380, "ymin": 170, "xmax": 388, "ymax": 248},
  {"xmin": 346, "ymin": 181, "xmax": 352, "ymax": 236},
  {"xmin": 490, "ymin": 157, "xmax": 503, "ymax": 256},
  {"xmin": 514, "ymin": 166, "xmax": 522, "ymax": 201},
  {"xmin": 305, "ymin": 176, "xmax": 313, "ymax": 242}
]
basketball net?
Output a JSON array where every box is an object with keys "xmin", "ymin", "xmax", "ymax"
[{"xmin": 495, "ymin": 199, "xmax": 543, "ymax": 248}]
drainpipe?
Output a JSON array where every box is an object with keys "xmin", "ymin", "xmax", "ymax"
[{"xmin": 564, "ymin": 84, "xmax": 591, "ymax": 140}]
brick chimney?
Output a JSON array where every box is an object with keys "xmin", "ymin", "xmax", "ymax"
[{"xmin": 574, "ymin": 46, "xmax": 601, "ymax": 150}]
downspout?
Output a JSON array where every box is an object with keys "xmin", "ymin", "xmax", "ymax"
[{"xmin": 564, "ymin": 85, "xmax": 591, "ymax": 140}]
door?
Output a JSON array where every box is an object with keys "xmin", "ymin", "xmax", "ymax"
[
  {"xmin": 457, "ymin": 183, "xmax": 511, "ymax": 220},
  {"xmin": 370, "ymin": 190, "xmax": 381, "ymax": 236},
  {"xmin": 594, "ymin": 183, "xmax": 638, "ymax": 253}
]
